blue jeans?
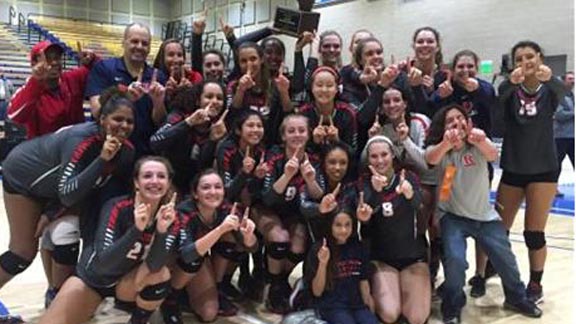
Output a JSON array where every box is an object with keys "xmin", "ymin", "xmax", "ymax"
[
  {"xmin": 319, "ymin": 307, "xmax": 379, "ymax": 324},
  {"xmin": 440, "ymin": 213, "xmax": 527, "ymax": 319},
  {"xmin": 0, "ymin": 100, "xmax": 7, "ymax": 120}
]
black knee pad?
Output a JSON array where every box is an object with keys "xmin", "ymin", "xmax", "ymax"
[
  {"xmin": 213, "ymin": 241, "xmax": 246, "ymax": 263},
  {"xmin": 177, "ymin": 257, "xmax": 203, "ymax": 274},
  {"xmin": 524, "ymin": 231, "xmax": 546, "ymax": 250},
  {"xmin": 267, "ymin": 242, "xmax": 290, "ymax": 260},
  {"xmin": 0, "ymin": 251, "xmax": 32, "ymax": 275},
  {"xmin": 139, "ymin": 281, "xmax": 171, "ymax": 301},
  {"xmin": 286, "ymin": 251, "xmax": 305, "ymax": 264},
  {"xmin": 52, "ymin": 242, "xmax": 80, "ymax": 266}
]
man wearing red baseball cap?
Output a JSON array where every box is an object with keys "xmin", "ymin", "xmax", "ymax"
[{"xmin": 7, "ymin": 40, "xmax": 98, "ymax": 138}]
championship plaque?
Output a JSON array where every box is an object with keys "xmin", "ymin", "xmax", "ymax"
[{"xmin": 273, "ymin": 6, "xmax": 320, "ymax": 37}]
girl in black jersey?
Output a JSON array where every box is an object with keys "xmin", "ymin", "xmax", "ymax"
[
  {"xmin": 160, "ymin": 170, "xmax": 257, "ymax": 324},
  {"xmin": 38, "ymin": 156, "xmax": 178, "ymax": 324},
  {"xmin": 301, "ymin": 142, "xmax": 357, "ymax": 241},
  {"xmin": 188, "ymin": 15, "xmax": 227, "ymax": 84},
  {"xmin": 202, "ymin": 50, "xmax": 227, "ymax": 84},
  {"xmin": 355, "ymin": 43, "xmax": 425, "ymax": 157},
  {"xmin": 0, "ymin": 89, "xmax": 135, "ymax": 291},
  {"xmin": 306, "ymin": 210, "xmax": 378, "ymax": 324},
  {"xmin": 343, "ymin": 37, "xmax": 386, "ymax": 107},
  {"xmin": 318, "ymin": 31, "xmax": 343, "ymax": 70},
  {"xmin": 410, "ymin": 26, "xmax": 447, "ymax": 118},
  {"xmin": 261, "ymin": 37, "xmax": 286, "ymax": 79},
  {"xmin": 260, "ymin": 114, "xmax": 324, "ymax": 314},
  {"xmin": 496, "ymin": 41, "xmax": 566, "ymax": 304},
  {"xmin": 217, "ymin": 111, "xmax": 267, "ymax": 204},
  {"xmin": 299, "ymin": 66, "xmax": 358, "ymax": 153},
  {"xmin": 408, "ymin": 26, "xmax": 447, "ymax": 281},
  {"xmin": 358, "ymin": 136, "xmax": 430, "ymax": 324},
  {"xmin": 151, "ymin": 81, "xmax": 228, "ymax": 194},
  {"xmin": 153, "ymin": 39, "xmax": 202, "ymax": 100},
  {"xmin": 216, "ymin": 110, "xmax": 268, "ymax": 302},
  {"xmin": 227, "ymin": 42, "xmax": 292, "ymax": 146},
  {"xmin": 340, "ymin": 29, "xmax": 373, "ymax": 105}
]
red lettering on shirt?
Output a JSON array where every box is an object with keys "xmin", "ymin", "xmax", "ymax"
[{"xmin": 462, "ymin": 153, "xmax": 476, "ymax": 167}]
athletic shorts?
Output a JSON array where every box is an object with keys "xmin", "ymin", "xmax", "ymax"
[
  {"xmin": 501, "ymin": 170, "xmax": 558, "ymax": 188},
  {"xmin": 374, "ymin": 257, "xmax": 428, "ymax": 272},
  {"xmin": 2, "ymin": 175, "xmax": 19, "ymax": 194},
  {"xmin": 78, "ymin": 276, "xmax": 116, "ymax": 299},
  {"xmin": 40, "ymin": 215, "xmax": 80, "ymax": 250},
  {"xmin": 177, "ymin": 256, "xmax": 203, "ymax": 274}
]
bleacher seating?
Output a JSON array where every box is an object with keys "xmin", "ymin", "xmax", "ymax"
[
  {"xmin": 0, "ymin": 22, "xmax": 79, "ymax": 89},
  {"xmin": 29, "ymin": 15, "xmax": 161, "ymax": 61}
]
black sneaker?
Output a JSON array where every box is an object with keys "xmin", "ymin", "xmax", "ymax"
[
  {"xmin": 218, "ymin": 281, "xmax": 243, "ymax": 301},
  {"xmin": 239, "ymin": 274, "xmax": 265, "ymax": 302},
  {"xmin": 484, "ymin": 261, "xmax": 497, "ymax": 279},
  {"xmin": 280, "ymin": 279, "xmax": 292, "ymax": 299},
  {"xmin": 266, "ymin": 283, "xmax": 290, "ymax": 314},
  {"xmin": 504, "ymin": 299, "xmax": 543, "ymax": 318},
  {"xmin": 526, "ymin": 282, "xmax": 544, "ymax": 305},
  {"xmin": 160, "ymin": 300, "xmax": 183, "ymax": 324},
  {"xmin": 177, "ymin": 289, "xmax": 192, "ymax": 313},
  {"xmin": 468, "ymin": 275, "xmax": 486, "ymax": 298},
  {"xmin": 435, "ymin": 282, "xmax": 445, "ymax": 299},
  {"xmin": 217, "ymin": 291, "xmax": 238, "ymax": 317}
]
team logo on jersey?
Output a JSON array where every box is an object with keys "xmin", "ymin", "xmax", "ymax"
[{"xmin": 462, "ymin": 153, "xmax": 476, "ymax": 167}]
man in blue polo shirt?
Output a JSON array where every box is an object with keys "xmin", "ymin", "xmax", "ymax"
[{"xmin": 86, "ymin": 22, "xmax": 166, "ymax": 156}]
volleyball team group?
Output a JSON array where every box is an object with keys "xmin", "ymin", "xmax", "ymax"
[{"xmin": 0, "ymin": 11, "xmax": 567, "ymax": 324}]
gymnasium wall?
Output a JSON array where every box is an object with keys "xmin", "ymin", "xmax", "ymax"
[
  {"xmin": 173, "ymin": 0, "xmax": 574, "ymax": 75},
  {"xmin": 0, "ymin": 0, "xmax": 171, "ymax": 37},
  {"xmin": 0, "ymin": 0, "xmax": 573, "ymax": 74}
]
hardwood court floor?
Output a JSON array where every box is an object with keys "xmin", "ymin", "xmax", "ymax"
[{"xmin": 0, "ymin": 189, "xmax": 573, "ymax": 324}]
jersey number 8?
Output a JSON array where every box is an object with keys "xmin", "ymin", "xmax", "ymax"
[{"xmin": 381, "ymin": 202, "xmax": 394, "ymax": 217}]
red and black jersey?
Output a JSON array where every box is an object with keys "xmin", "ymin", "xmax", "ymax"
[
  {"xmin": 300, "ymin": 178, "xmax": 358, "ymax": 242},
  {"xmin": 2, "ymin": 122, "xmax": 134, "ymax": 208},
  {"xmin": 226, "ymin": 80, "xmax": 286, "ymax": 147},
  {"xmin": 77, "ymin": 195, "xmax": 179, "ymax": 288},
  {"xmin": 498, "ymin": 78, "xmax": 566, "ymax": 174},
  {"xmin": 299, "ymin": 101, "xmax": 358, "ymax": 153},
  {"xmin": 150, "ymin": 109, "xmax": 218, "ymax": 193},
  {"xmin": 216, "ymin": 138, "xmax": 266, "ymax": 204},
  {"xmin": 360, "ymin": 171, "xmax": 426, "ymax": 262},
  {"xmin": 262, "ymin": 145, "xmax": 321, "ymax": 217},
  {"xmin": 175, "ymin": 199, "xmax": 240, "ymax": 271}
]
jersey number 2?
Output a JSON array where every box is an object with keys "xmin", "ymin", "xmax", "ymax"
[{"xmin": 127, "ymin": 242, "xmax": 143, "ymax": 260}]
